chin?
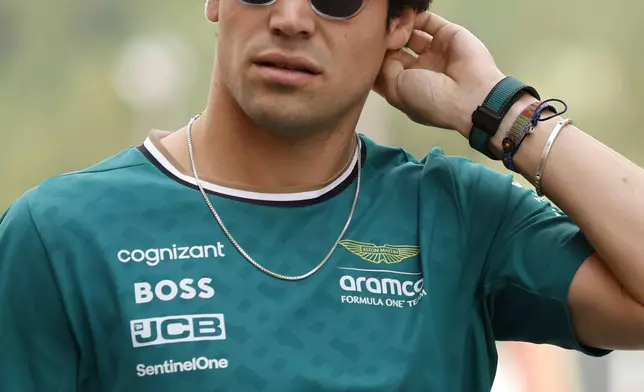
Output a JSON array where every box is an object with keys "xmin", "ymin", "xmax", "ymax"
[
  {"xmin": 241, "ymin": 98, "xmax": 329, "ymax": 139},
  {"xmin": 254, "ymin": 112, "xmax": 325, "ymax": 139}
]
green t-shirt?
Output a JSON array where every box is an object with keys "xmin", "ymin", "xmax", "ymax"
[{"xmin": 0, "ymin": 134, "xmax": 609, "ymax": 392}]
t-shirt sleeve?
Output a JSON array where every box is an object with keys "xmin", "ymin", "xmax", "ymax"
[
  {"xmin": 448, "ymin": 156, "xmax": 611, "ymax": 357},
  {"xmin": 0, "ymin": 193, "xmax": 80, "ymax": 391}
]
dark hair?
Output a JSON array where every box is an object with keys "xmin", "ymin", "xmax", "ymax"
[{"xmin": 388, "ymin": 0, "xmax": 432, "ymax": 20}]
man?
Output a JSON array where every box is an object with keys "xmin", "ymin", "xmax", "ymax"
[{"xmin": 1, "ymin": 0, "xmax": 643, "ymax": 391}]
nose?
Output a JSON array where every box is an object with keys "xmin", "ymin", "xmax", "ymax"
[{"xmin": 269, "ymin": 0, "xmax": 316, "ymax": 39}]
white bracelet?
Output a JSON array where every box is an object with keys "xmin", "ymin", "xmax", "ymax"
[{"xmin": 535, "ymin": 118, "xmax": 573, "ymax": 196}]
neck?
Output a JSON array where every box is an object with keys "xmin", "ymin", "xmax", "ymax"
[{"xmin": 164, "ymin": 76, "xmax": 363, "ymax": 191}]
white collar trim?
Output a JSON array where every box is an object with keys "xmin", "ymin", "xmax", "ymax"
[{"xmin": 142, "ymin": 137, "xmax": 359, "ymax": 202}]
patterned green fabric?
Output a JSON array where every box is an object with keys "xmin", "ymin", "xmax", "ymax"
[{"xmin": 0, "ymin": 135, "xmax": 608, "ymax": 392}]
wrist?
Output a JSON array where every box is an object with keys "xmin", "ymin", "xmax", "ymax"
[
  {"xmin": 466, "ymin": 76, "xmax": 540, "ymax": 160},
  {"xmin": 489, "ymin": 95, "xmax": 540, "ymax": 158},
  {"xmin": 456, "ymin": 72, "xmax": 506, "ymax": 135},
  {"xmin": 493, "ymin": 96, "xmax": 567, "ymax": 184}
]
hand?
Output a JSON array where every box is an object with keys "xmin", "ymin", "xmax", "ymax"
[{"xmin": 373, "ymin": 12, "xmax": 506, "ymax": 136}]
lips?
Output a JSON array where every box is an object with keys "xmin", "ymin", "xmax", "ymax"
[
  {"xmin": 256, "ymin": 62, "xmax": 316, "ymax": 74},
  {"xmin": 252, "ymin": 53, "xmax": 322, "ymax": 75}
]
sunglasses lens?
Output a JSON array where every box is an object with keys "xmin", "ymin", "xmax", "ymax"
[{"xmin": 312, "ymin": 0, "xmax": 363, "ymax": 18}]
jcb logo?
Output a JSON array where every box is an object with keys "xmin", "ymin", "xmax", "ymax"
[{"xmin": 130, "ymin": 314, "xmax": 226, "ymax": 348}]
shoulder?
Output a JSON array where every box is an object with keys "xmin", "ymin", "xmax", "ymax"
[
  {"xmin": 6, "ymin": 147, "xmax": 151, "ymax": 230},
  {"xmin": 362, "ymin": 134, "xmax": 515, "ymax": 198},
  {"xmin": 40, "ymin": 146, "xmax": 150, "ymax": 192}
]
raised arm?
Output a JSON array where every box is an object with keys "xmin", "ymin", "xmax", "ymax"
[
  {"xmin": 374, "ymin": 10, "xmax": 644, "ymax": 350},
  {"xmin": 490, "ymin": 93, "xmax": 644, "ymax": 350}
]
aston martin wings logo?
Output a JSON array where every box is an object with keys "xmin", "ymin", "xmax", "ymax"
[{"xmin": 339, "ymin": 240, "xmax": 420, "ymax": 264}]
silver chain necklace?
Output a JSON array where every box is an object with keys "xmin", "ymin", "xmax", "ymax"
[{"xmin": 185, "ymin": 114, "xmax": 362, "ymax": 281}]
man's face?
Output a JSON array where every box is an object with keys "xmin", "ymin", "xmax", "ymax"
[{"xmin": 206, "ymin": 0, "xmax": 413, "ymax": 137}]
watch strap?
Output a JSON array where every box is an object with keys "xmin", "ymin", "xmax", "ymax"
[{"xmin": 469, "ymin": 76, "xmax": 540, "ymax": 160}]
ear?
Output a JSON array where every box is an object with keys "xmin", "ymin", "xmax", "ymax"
[
  {"xmin": 386, "ymin": 9, "xmax": 416, "ymax": 50},
  {"xmin": 205, "ymin": 0, "xmax": 220, "ymax": 23}
]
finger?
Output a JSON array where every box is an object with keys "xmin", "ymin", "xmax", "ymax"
[
  {"xmin": 372, "ymin": 53, "xmax": 404, "ymax": 101},
  {"xmin": 415, "ymin": 12, "xmax": 466, "ymax": 56},
  {"xmin": 406, "ymin": 30, "xmax": 433, "ymax": 55},
  {"xmin": 414, "ymin": 12, "xmax": 452, "ymax": 36},
  {"xmin": 390, "ymin": 48, "xmax": 417, "ymax": 69}
]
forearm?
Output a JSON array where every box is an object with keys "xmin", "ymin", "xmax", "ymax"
[{"xmin": 489, "ymin": 95, "xmax": 644, "ymax": 304}]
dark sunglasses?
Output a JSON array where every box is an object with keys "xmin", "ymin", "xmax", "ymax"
[{"xmin": 237, "ymin": 0, "xmax": 366, "ymax": 20}]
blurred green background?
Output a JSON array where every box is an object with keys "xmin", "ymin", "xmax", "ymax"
[
  {"xmin": 1, "ymin": 1, "xmax": 643, "ymax": 390},
  {"xmin": 2, "ymin": 0, "xmax": 643, "ymax": 210}
]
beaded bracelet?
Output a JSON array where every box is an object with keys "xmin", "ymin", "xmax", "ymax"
[
  {"xmin": 502, "ymin": 99, "xmax": 568, "ymax": 172},
  {"xmin": 502, "ymin": 102, "xmax": 549, "ymax": 171}
]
